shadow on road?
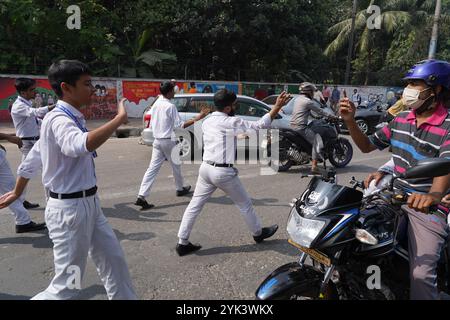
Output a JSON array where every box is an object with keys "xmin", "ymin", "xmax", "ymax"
[
  {"xmin": 280, "ymin": 164, "xmax": 377, "ymax": 176},
  {"xmin": 195, "ymin": 239, "xmax": 298, "ymax": 257},
  {"xmin": 207, "ymin": 195, "xmax": 286, "ymax": 208},
  {"xmin": 0, "ymin": 233, "xmax": 52, "ymax": 249},
  {"xmin": 0, "ymin": 292, "xmax": 32, "ymax": 300},
  {"xmin": 102, "ymin": 202, "xmax": 181, "ymax": 223},
  {"xmin": 77, "ymin": 284, "xmax": 107, "ymax": 300},
  {"xmin": 113, "ymin": 229, "xmax": 155, "ymax": 242}
]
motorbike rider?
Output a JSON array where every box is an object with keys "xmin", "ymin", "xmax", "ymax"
[
  {"xmin": 290, "ymin": 82, "xmax": 337, "ymax": 173},
  {"xmin": 340, "ymin": 59, "xmax": 450, "ymax": 300}
]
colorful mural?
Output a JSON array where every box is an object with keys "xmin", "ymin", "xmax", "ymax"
[{"xmin": 0, "ymin": 75, "xmax": 405, "ymax": 122}]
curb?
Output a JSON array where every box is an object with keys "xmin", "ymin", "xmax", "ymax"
[{"xmin": 114, "ymin": 128, "xmax": 143, "ymax": 138}]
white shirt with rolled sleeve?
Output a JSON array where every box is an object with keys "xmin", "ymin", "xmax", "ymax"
[
  {"xmin": 26, "ymin": 100, "xmax": 95, "ymax": 194},
  {"xmin": 177, "ymin": 111, "xmax": 273, "ymax": 244},
  {"xmin": 20, "ymin": 99, "xmax": 137, "ymax": 300},
  {"xmin": 11, "ymin": 96, "xmax": 50, "ymax": 138},
  {"xmin": 150, "ymin": 96, "xmax": 184, "ymax": 139},
  {"xmin": 202, "ymin": 111, "xmax": 272, "ymax": 164}
]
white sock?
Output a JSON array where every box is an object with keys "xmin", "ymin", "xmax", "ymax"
[{"xmin": 178, "ymin": 238, "xmax": 189, "ymax": 245}]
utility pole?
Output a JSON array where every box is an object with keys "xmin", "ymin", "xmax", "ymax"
[
  {"xmin": 345, "ymin": 0, "xmax": 358, "ymax": 85},
  {"xmin": 428, "ymin": 0, "xmax": 442, "ymax": 59}
]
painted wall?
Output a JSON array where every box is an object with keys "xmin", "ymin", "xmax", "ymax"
[{"xmin": 0, "ymin": 75, "xmax": 403, "ymax": 122}]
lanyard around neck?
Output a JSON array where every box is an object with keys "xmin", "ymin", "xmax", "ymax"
[{"xmin": 57, "ymin": 104, "xmax": 97, "ymax": 158}]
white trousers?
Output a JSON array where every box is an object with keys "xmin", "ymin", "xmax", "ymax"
[
  {"xmin": 0, "ymin": 149, "xmax": 30, "ymax": 225},
  {"xmin": 19, "ymin": 140, "xmax": 36, "ymax": 199},
  {"xmin": 20, "ymin": 140, "xmax": 35, "ymax": 162},
  {"xmin": 178, "ymin": 163, "xmax": 262, "ymax": 241},
  {"xmin": 138, "ymin": 139, "xmax": 184, "ymax": 198},
  {"xmin": 32, "ymin": 195, "xmax": 137, "ymax": 300}
]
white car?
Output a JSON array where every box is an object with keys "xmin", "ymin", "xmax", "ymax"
[{"xmin": 141, "ymin": 93, "xmax": 291, "ymax": 159}]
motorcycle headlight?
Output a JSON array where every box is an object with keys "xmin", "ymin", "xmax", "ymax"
[{"xmin": 287, "ymin": 207, "xmax": 325, "ymax": 248}]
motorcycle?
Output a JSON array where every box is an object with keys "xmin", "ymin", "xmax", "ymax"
[
  {"xmin": 261, "ymin": 116, "xmax": 353, "ymax": 172},
  {"xmin": 255, "ymin": 158, "xmax": 450, "ymax": 300}
]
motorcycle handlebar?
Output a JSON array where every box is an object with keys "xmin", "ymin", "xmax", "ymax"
[{"xmin": 364, "ymin": 187, "xmax": 440, "ymax": 214}]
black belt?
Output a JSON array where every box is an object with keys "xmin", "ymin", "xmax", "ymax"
[
  {"xmin": 49, "ymin": 186, "xmax": 98, "ymax": 199},
  {"xmin": 21, "ymin": 136, "xmax": 39, "ymax": 141},
  {"xmin": 205, "ymin": 161, "xmax": 233, "ymax": 168}
]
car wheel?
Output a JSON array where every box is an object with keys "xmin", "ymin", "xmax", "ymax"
[
  {"xmin": 178, "ymin": 132, "xmax": 199, "ymax": 161},
  {"xmin": 356, "ymin": 119, "xmax": 369, "ymax": 135}
]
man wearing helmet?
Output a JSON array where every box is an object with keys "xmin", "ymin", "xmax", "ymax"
[
  {"xmin": 290, "ymin": 82, "xmax": 336, "ymax": 173},
  {"xmin": 340, "ymin": 60, "xmax": 450, "ymax": 300}
]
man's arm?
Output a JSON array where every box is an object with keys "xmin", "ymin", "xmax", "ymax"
[
  {"xmin": 408, "ymin": 174, "xmax": 450, "ymax": 213},
  {"xmin": 182, "ymin": 106, "xmax": 210, "ymax": 129},
  {"xmin": 12, "ymin": 102, "xmax": 54, "ymax": 119},
  {"xmin": 0, "ymin": 176, "xmax": 29, "ymax": 209},
  {"xmin": 268, "ymin": 92, "xmax": 291, "ymax": 120},
  {"xmin": 230, "ymin": 92, "xmax": 292, "ymax": 132},
  {"xmin": 364, "ymin": 158, "xmax": 395, "ymax": 188},
  {"xmin": 0, "ymin": 133, "xmax": 23, "ymax": 148},
  {"xmin": 308, "ymin": 100, "xmax": 333, "ymax": 118},
  {"xmin": 339, "ymin": 98, "xmax": 377, "ymax": 153}
]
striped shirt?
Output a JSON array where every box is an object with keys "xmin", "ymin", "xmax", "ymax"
[{"xmin": 369, "ymin": 103, "xmax": 450, "ymax": 194}]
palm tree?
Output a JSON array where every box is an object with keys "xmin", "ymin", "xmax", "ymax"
[
  {"xmin": 325, "ymin": 0, "xmax": 447, "ymax": 84},
  {"xmin": 122, "ymin": 28, "xmax": 177, "ymax": 78}
]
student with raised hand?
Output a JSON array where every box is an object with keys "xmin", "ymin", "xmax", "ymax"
[{"xmin": 0, "ymin": 60, "xmax": 137, "ymax": 300}]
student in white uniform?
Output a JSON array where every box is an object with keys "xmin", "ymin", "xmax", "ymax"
[
  {"xmin": 10, "ymin": 78, "xmax": 56, "ymax": 209},
  {"xmin": 134, "ymin": 81, "xmax": 209, "ymax": 210},
  {"xmin": 176, "ymin": 89, "xmax": 292, "ymax": 256},
  {"xmin": 0, "ymin": 133, "xmax": 46, "ymax": 233},
  {"xmin": 0, "ymin": 60, "xmax": 137, "ymax": 300}
]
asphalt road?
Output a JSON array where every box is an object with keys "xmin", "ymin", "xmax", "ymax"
[{"xmin": 0, "ymin": 137, "xmax": 391, "ymax": 300}]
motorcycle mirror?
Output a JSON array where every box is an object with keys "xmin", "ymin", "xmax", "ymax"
[{"xmin": 401, "ymin": 158, "xmax": 450, "ymax": 180}]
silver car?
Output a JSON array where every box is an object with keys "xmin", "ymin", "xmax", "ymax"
[{"xmin": 141, "ymin": 93, "xmax": 291, "ymax": 159}]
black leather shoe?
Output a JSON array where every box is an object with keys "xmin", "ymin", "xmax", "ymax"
[
  {"xmin": 23, "ymin": 200, "xmax": 39, "ymax": 209},
  {"xmin": 16, "ymin": 221, "xmax": 47, "ymax": 234},
  {"xmin": 176, "ymin": 242, "xmax": 202, "ymax": 256},
  {"xmin": 176, "ymin": 185, "xmax": 192, "ymax": 197},
  {"xmin": 134, "ymin": 197, "xmax": 155, "ymax": 210},
  {"xmin": 253, "ymin": 225, "xmax": 279, "ymax": 243}
]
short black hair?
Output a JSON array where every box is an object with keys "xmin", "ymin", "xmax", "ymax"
[
  {"xmin": 15, "ymin": 78, "xmax": 36, "ymax": 93},
  {"xmin": 214, "ymin": 89, "xmax": 236, "ymax": 110},
  {"xmin": 438, "ymin": 87, "xmax": 450, "ymax": 106},
  {"xmin": 48, "ymin": 60, "xmax": 92, "ymax": 98},
  {"xmin": 160, "ymin": 81, "xmax": 175, "ymax": 95}
]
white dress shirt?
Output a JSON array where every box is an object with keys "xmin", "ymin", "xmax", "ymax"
[
  {"xmin": 18, "ymin": 100, "xmax": 96, "ymax": 194},
  {"xmin": 202, "ymin": 112, "xmax": 272, "ymax": 164},
  {"xmin": 150, "ymin": 96, "xmax": 184, "ymax": 139},
  {"xmin": 10, "ymin": 96, "xmax": 50, "ymax": 138}
]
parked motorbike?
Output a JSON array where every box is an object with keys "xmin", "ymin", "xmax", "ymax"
[
  {"xmin": 255, "ymin": 158, "xmax": 450, "ymax": 300},
  {"xmin": 261, "ymin": 116, "xmax": 353, "ymax": 172}
]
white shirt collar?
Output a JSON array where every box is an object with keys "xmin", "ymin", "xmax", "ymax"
[
  {"xmin": 159, "ymin": 96, "xmax": 171, "ymax": 102},
  {"xmin": 212, "ymin": 111, "xmax": 229, "ymax": 117},
  {"xmin": 57, "ymin": 100, "xmax": 84, "ymax": 118},
  {"xmin": 17, "ymin": 96, "xmax": 32, "ymax": 106}
]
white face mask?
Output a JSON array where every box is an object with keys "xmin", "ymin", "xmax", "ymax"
[{"xmin": 402, "ymin": 87, "xmax": 432, "ymax": 110}]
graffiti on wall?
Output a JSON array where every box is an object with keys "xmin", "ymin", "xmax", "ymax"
[
  {"xmin": 0, "ymin": 75, "xmax": 405, "ymax": 122},
  {"xmin": 0, "ymin": 77, "xmax": 118, "ymax": 121}
]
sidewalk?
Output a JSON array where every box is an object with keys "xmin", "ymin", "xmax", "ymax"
[{"xmin": 1, "ymin": 118, "xmax": 143, "ymax": 138}]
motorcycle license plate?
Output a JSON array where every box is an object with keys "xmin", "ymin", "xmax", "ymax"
[{"xmin": 288, "ymin": 239, "xmax": 331, "ymax": 267}]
